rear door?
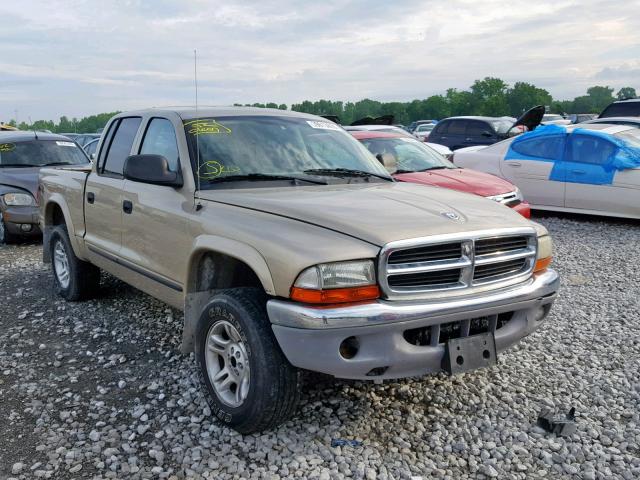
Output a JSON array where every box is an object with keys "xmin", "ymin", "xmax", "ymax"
[
  {"xmin": 500, "ymin": 134, "xmax": 566, "ymax": 206},
  {"xmin": 428, "ymin": 120, "xmax": 451, "ymax": 147},
  {"xmin": 446, "ymin": 120, "xmax": 469, "ymax": 150},
  {"xmin": 84, "ymin": 116, "xmax": 142, "ymax": 256},
  {"xmin": 120, "ymin": 116, "xmax": 191, "ymax": 291}
]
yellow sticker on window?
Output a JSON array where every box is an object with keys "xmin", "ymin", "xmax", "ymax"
[
  {"xmin": 198, "ymin": 160, "xmax": 240, "ymax": 179},
  {"xmin": 0, "ymin": 143, "xmax": 15, "ymax": 152},
  {"xmin": 185, "ymin": 119, "xmax": 232, "ymax": 135}
]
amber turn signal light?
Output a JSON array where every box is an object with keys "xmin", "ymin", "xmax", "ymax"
[
  {"xmin": 534, "ymin": 256, "xmax": 552, "ymax": 273},
  {"xmin": 291, "ymin": 285, "xmax": 380, "ymax": 305}
]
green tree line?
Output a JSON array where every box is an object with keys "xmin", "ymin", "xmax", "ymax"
[{"xmin": 4, "ymin": 78, "xmax": 636, "ymax": 132}]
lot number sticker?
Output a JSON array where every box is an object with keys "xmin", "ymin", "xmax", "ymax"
[
  {"xmin": 56, "ymin": 141, "xmax": 77, "ymax": 147},
  {"xmin": 306, "ymin": 121, "xmax": 342, "ymax": 131}
]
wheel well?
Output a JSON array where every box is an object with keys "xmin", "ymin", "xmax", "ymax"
[
  {"xmin": 45, "ymin": 202, "xmax": 65, "ymax": 227},
  {"xmin": 189, "ymin": 251, "xmax": 264, "ymax": 293}
]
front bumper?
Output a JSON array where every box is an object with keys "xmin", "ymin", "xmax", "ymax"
[
  {"xmin": 268, "ymin": 269, "xmax": 559, "ymax": 380},
  {"xmin": 2, "ymin": 206, "xmax": 41, "ymax": 236}
]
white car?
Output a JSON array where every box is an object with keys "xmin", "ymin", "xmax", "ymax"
[{"xmin": 452, "ymin": 124, "xmax": 640, "ymax": 219}]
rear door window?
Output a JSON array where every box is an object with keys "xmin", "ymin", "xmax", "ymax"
[
  {"xmin": 102, "ymin": 117, "xmax": 142, "ymax": 176},
  {"xmin": 139, "ymin": 118, "xmax": 180, "ymax": 171},
  {"xmin": 567, "ymin": 134, "xmax": 617, "ymax": 165},
  {"xmin": 433, "ymin": 121, "xmax": 449, "ymax": 135},
  {"xmin": 447, "ymin": 120, "xmax": 467, "ymax": 135},
  {"xmin": 511, "ymin": 136, "xmax": 565, "ymax": 160}
]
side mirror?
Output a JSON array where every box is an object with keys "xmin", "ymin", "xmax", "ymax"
[
  {"xmin": 481, "ymin": 131, "xmax": 494, "ymax": 138},
  {"xmin": 376, "ymin": 153, "xmax": 397, "ymax": 174},
  {"xmin": 123, "ymin": 154, "xmax": 183, "ymax": 187}
]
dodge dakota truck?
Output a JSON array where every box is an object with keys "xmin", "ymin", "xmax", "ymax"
[{"xmin": 40, "ymin": 108, "xmax": 559, "ymax": 433}]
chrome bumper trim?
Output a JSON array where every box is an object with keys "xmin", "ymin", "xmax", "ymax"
[{"xmin": 267, "ymin": 269, "xmax": 559, "ymax": 330}]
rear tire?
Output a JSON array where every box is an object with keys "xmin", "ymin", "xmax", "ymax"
[
  {"xmin": 195, "ymin": 288, "xmax": 301, "ymax": 433},
  {"xmin": 50, "ymin": 225, "xmax": 100, "ymax": 301}
]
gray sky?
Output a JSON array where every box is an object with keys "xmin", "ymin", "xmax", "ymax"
[{"xmin": 1, "ymin": 0, "xmax": 639, "ymax": 122}]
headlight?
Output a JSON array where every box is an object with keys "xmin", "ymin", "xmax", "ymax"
[
  {"xmin": 291, "ymin": 260, "xmax": 379, "ymax": 304},
  {"xmin": 534, "ymin": 234, "xmax": 553, "ymax": 272},
  {"xmin": 486, "ymin": 188, "xmax": 523, "ymax": 204},
  {"xmin": 3, "ymin": 193, "xmax": 35, "ymax": 206}
]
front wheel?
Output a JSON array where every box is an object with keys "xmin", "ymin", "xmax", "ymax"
[{"xmin": 195, "ymin": 288, "xmax": 301, "ymax": 433}]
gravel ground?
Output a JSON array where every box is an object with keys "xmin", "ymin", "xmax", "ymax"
[{"xmin": 1, "ymin": 214, "xmax": 639, "ymax": 480}]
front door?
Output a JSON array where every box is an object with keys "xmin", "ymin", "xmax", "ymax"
[
  {"xmin": 84, "ymin": 116, "xmax": 142, "ymax": 255},
  {"xmin": 562, "ymin": 132, "xmax": 639, "ymax": 214}
]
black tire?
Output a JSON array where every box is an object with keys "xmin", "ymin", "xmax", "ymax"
[
  {"xmin": 195, "ymin": 288, "xmax": 301, "ymax": 433},
  {"xmin": 50, "ymin": 225, "xmax": 100, "ymax": 301},
  {"xmin": 0, "ymin": 213, "xmax": 18, "ymax": 245}
]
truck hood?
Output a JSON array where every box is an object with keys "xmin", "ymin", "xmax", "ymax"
[
  {"xmin": 394, "ymin": 168, "xmax": 516, "ymax": 197},
  {"xmin": 0, "ymin": 167, "xmax": 40, "ymax": 198},
  {"xmin": 198, "ymin": 182, "xmax": 533, "ymax": 246}
]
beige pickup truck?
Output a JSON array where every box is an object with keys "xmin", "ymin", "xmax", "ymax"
[{"xmin": 40, "ymin": 107, "xmax": 559, "ymax": 433}]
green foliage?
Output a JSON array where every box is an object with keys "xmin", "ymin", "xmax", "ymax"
[
  {"xmin": 6, "ymin": 81, "xmax": 638, "ymax": 131},
  {"xmin": 616, "ymin": 87, "xmax": 637, "ymax": 100}
]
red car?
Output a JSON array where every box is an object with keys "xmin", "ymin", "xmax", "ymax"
[{"xmin": 351, "ymin": 131, "xmax": 531, "ymax": 218}]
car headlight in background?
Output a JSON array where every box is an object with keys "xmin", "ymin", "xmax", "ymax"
[
  {"xmin": 3, "ymin": 193, "xmax": 35, "ymax": 206},
  {"xmin": 486, "ymin": 187, "xmax": 523, "ymax": 204},
  {"xmin": 291, "ymin": 260, "xmax": 380, "ymax": 304}
]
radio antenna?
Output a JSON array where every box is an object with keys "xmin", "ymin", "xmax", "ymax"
[{"xmin": 193, "ymin": 49, "xmax": 202, "ymax": 211}]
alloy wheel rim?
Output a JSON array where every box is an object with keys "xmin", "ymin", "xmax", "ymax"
[
  {"xmin": 204, "ymin": 320, "xmax": 250, "ymax": 408},
  {"xmin": 53, "ymin": 241, "xmax": 71, "ymax": 289}
]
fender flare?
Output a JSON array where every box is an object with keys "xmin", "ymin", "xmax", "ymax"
[
  {"xmin": 181, "ymin": 235, "xmax": 276, "ymax": 353},
  {"xmin": 42, "ymin": 196, "xmax": 86, "ymax": 263}
]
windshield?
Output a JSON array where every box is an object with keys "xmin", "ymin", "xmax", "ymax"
[
  {"xmin": 184, "ymin": 116, "xmax": 391, "ymax": 187},
  {"xmin": 491, "ymin": 120, "xmax": 514, "ymax": 134},
  {"xmin": 416, "ymin": 124, "xmax": 435, "ymax": 132},
  {"xmin": 359, "ymin": 136, "xmax": 456, "ymax": 172},
  {"xmin": 0, "ymin": 139, "xmax": 89, "ymax": 167},
  {"xmin": 600, "ymin": 102, "xmax": 640, "ymax": 118},
  {"xmin": 543, "ymin": 115, "xmax": 564, "ymax": 122}
]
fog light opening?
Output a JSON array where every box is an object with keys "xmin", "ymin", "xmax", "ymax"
[
  {"xmin": 20, "ymin": 224, "xmax": 33, "ymax": 232},
  {"xmin": 483, "ymin": 350, "xmax": 491, "ymax": 359},
  {"xmin": 456, "ymin": 355, "xmax": 464, "ymax": 366},
  {"xmin": 365, "ymin": 366, "xmax": 388, "ymax": 377},
  {"xmin": 339, "ymin": 336, "xmax": 359, "ymax": 360}
]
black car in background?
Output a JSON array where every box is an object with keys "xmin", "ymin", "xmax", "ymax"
[
  {"xmin": 598, "ymin": 98, "xmax": 640, "ymax": 118},
  {"xmin": 428, "ymin": 106, "xmax": 544, "ymax": 150}
]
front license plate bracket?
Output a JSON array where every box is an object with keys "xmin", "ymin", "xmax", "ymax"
[{"xmin": 443, "ymin": 332, "xmax": 497, "ymax": 375}]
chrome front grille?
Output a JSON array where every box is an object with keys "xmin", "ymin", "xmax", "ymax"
[{"xmin": 379, "ymin": 228, "xmax": 537, "ymax": 300}]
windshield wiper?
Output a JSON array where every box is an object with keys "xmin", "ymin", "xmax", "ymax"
[
  {"xmin": 41, "ymin": 162, "xmax": 76, "ymax": 167},
  {"xmin": 303, "ymin": 168, "xmax": 392, "ymax": 181},
  {"xmin": 0, "ymin": 164, "xmax": 37, "ymax": 168},
  {"xmin": 415, "ymin": 166, "xmax": 450, "ymax": 172},
  {"xmin": 207, "ymin": 173, "xmax": 327, "ymax": 185}
]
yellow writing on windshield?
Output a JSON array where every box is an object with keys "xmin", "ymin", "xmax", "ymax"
[
  {"xmin": 0, "ymin": 143, "xmax": 15, "ymax": 152},
  {"xmin": 185, "ymin": 119, "xmax": 232, "ymax": 135},
  {"xmin": 198, "ymin": 160, "xmax": 240, "ymax": 179}
]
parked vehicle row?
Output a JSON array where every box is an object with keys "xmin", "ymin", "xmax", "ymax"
[
  {"xmin": 38, "ymin": 107, "xmax": 558, "ymax": 433},
  {"xmin": 452, "ymin": 123, "xmax": 640, "ymax": 219}
]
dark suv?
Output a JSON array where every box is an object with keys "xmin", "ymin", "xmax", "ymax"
[
  {"xmin": 598, "ymin": 99, "xmax": 640, "ymax": 118},
  {"xmin": 428, "ymin": 117, "xmax": 516, "ymax": 150},
  {"xmin": 429, "ymin": 106, "xmax": 545, "ymax": 150}
]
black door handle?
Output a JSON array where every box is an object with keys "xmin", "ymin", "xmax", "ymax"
[
  {"xmin": 123, "ymin": 200, "xmax": 133, "ymax": 214},
  {"xmin": 87, "ymin": 192, "xmax": 95, "ymax": 204}
]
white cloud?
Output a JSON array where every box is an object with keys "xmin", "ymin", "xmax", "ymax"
[{"xmin": 1, "ymin": 0, "xmax": 639, "ymax": 121}]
